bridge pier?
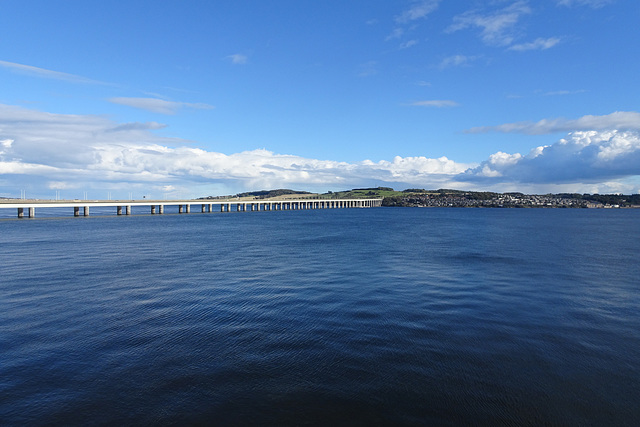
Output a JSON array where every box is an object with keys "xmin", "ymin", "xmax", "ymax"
[{"xmin": 4, "ymin": 198, "xmax": 381, "ymax": 219}]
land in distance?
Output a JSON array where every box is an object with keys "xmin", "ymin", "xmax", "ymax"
[{"xmin": 200, "ymin": 188, "xmax": 640, "ymax": 208}]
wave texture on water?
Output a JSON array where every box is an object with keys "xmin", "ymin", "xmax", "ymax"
[{"xmin": 1, "ymin": 208, "xmax": 639, "ymax": 425}]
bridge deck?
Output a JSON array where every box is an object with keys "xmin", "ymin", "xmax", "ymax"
[{"xmin": 0, "ymin": 198, "xmax": 382, "ymax": 218}]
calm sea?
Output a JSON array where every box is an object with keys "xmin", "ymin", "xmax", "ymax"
[{"xmin": 1, "ymin": 208, "xmax": 639, "ymax": 426}]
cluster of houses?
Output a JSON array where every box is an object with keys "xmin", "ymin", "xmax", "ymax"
[{"xmin": 384, "ymin": 193, "xmax": 624, "ymax": 208}]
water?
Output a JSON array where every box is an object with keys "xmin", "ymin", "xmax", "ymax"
[{"xmin": 1, "ymin": 208, "xmax": 639, "ymax": 425}]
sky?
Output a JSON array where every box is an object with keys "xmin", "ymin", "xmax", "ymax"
[{"xmin": 1, "ymin": 0, "xmax": 639, "ymax": 199}]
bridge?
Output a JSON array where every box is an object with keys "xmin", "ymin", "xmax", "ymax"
[{"xmin": 0, "ymin": 198, "xmax": 383, "ymax": 218}]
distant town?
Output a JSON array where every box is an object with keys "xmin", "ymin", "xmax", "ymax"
[{"xmin": 201, "ymin": 188, "xmax": 640, "ymax": 209}]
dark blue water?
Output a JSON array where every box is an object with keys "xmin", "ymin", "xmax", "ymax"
[{"xmin": 1, "ymin": 208, "xmax": 639, "ymax": 425}]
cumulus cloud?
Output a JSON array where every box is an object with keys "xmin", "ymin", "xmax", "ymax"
[
  {"xmin": 509, "ymin": 37, "xmax": 561, "ymax": 51},
  {"xmin": 466, "ymin": 111, "xmax": 640, "ymax": 134},
  {"xmin": 462, "ymin": 130, "xmax": 640, "ymax": 184},
  {"xmin": 108, "ymin": 97, "xmax": 214, "ymax": 115},
  {"xmin": 2, "ymin": 104, "xmax": 639, "ymax": 197},
  {"xmin": 0, "ymin": 104, "xmax": 472, "ymax": 196},
  {"xmin": 0, "ymin": 60, "xmax": 110, "ymax": 85},
  {"xmin": 446, "ymin": 1, "xmax": 531, "ymax": 46}
]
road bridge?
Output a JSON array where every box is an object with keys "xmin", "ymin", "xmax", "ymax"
[{"xmin": 0, "ymin": 198, "xmax": 382, "ymax": 218}]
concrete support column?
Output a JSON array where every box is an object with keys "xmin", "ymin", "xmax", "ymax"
[
  {"xmin": 185, "ymin": 204, "xmax": 191, "ymax": 213},
  {"xmin": 74, "ymin": 206, "xmax": 80, "ymax": 216},
  {"xmin": 178, "ymin": 205, "xmax": 183, "ymax": 213},
  {"xmin": 29, "ymin": 207, "xmax": 35, "ymax": 218},
  {"xmin": 18, "ymin": 208, "xmax": 24, "ymax": 218},
  {"xmin": 151, "ymin": 205, "xmax": 157, "ymax": 214},
  {"xmin": 208, "ymin": 204, "xmax": 212, "ymax": 212},
  {"xmin": 117, "ymin": 206, "xmax": 123, "ymax": 215},
  {"xmin": 159, "ymin": 205, "xmax": 164, "ymax": 214},
  {"xmin": 126, "ymin": 206, "xmax": 131, "ymax": 215},
  {"xmin": 201, "ymin": 204, "xmax": 206, "ymax": 213},
  {"xmin": 83, "ymin": 206, "xmax": 89, "ymax": 216}
]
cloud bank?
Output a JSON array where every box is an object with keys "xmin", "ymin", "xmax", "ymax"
[
  {"xmin": 1, "ymin": 104, "xmax": 639, "ymax": 197},
  {"xmin": 463, "ymin": 130, "xmax": 640, "ymax": 185},
  {"xmin": 0, "ymin": 104, "xmax": 471, "ymax": 197}
]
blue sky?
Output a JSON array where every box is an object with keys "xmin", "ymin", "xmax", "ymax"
[{"xmin": 1, "ymin": 0, "xmax": 639, "ymax": 199}]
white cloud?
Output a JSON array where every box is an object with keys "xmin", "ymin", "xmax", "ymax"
[
  {"xmin": 542, "ymin": 89, "xmax": 586, "ymax": 96},
  {"xmin": 388, "ymin": 1, "xmax": 439, "ymax": 44},
  {"xmin": 396, "ymin": 0, "xmax": 441, "ymax": 23},
  {"xmin": 385, "ymin": 28, "xmax": 405, "ymax": 41},
  {"xmin": 399, "ymin": 40, "xmax": 418, "ymax": 49},
  {"xmin": 0, "ymin": 60, "xmax": 109, "ymax": 85},
  {"xmin": 438, "ymin": 54, "xmax": 480, "ymax": 69},
  {"xmin": 108, "ymin": 97, "xmax": 214, "ymax": 115},
  {"xmin": 2, "ymin": 104, "xmax": 639, "ymax": 197},
  {"xmin": 227, "ymin": 54, "xmax": 248, "ymax": 65},
  {"xmin": 509, "ymin": 37, "xmax": 561, "ymax": 51},
  {"xmin": 446, "ymin": 1, "xmax": 531, "ymax": 46},
  {"xmin": 409, "ymin": 100, "xmax": 459, "ymax": 108},
  {"xmin": 0, "ymin": 104, "xmax": 472, "ymax": 196},
  {"xmin": 556, "ymin": 0, "xmax": 614, "ymax": 8},
  {"xmin": 463, "ymin": 130, "xmax": 640, "ymax": 184},
  {"xmin": 466, "ymin": 111, "xmax": 640, "ymax": 135}
]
